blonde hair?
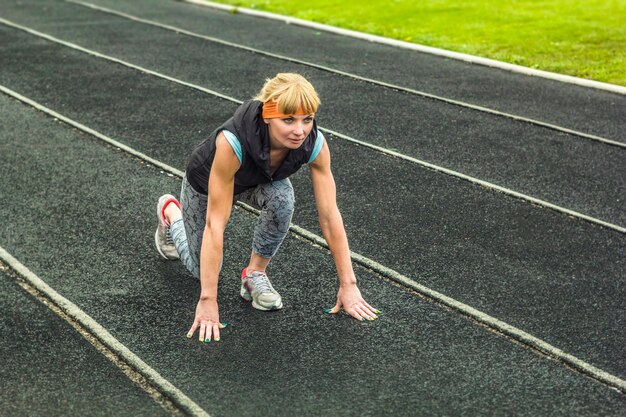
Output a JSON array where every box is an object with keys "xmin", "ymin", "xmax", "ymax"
[{"xmin": 255, "ymin": 73, "xmax": 320, "ymax": 114}]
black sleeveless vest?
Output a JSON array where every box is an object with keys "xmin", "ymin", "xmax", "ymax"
[{"xmin": 186, "ymin": 100, "xmax": 319, "ymax": 195}]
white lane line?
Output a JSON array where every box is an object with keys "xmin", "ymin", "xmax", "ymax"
[
  {"xmin": 0, "ymin": 247, "xmax": 212, "ymax": 417},
  {"xmin": 1, "ymin": 266, "xmax": 185, "ymax": 417},
  {"xmin": 1, "ymin": 19, "xmax": 623, "ymax": 235},
  {"xmin": 66, "ymin": 0, "xmax": 625, "ymax": 148},
  {"xmin": 2, "ymin": 88, "xmax": 625, "ymax": 395},
  {"xmin": 184, "ymin": 0, "xmax": 626, "ymax": 97}
]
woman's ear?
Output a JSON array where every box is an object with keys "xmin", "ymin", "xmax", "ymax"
[{"xmin": 263, "ymin": 118, "xmax": 270, "ymax": 124}]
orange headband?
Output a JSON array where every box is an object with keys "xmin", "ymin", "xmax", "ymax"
[{"xmin": 262, "ymin": 100, "xmax": 308, "ymax": 119}]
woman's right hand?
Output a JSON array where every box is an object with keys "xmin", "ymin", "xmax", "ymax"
[{"xmin": 186, "ymin": 297, "xmax": 226, "ymax": 343}]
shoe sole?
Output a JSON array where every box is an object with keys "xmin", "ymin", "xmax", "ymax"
[{"xmin": 253, "ymin": 300, "xmax": 283, "ymax": 311}]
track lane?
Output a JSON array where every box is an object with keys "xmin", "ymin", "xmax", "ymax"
[{"xmin": 2, "ymin": 93, "xmax": 626, "ymax": 416}]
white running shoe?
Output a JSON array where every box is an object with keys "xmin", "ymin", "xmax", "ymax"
[
  {"xmin": 155, "ymin": 194, "xmax": 180, "ymax": 260},
  {"xmin": 240, "ymin": 268, "xmax": 283, "ymax": 311}
]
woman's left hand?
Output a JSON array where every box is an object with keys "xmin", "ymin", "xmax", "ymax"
[{"xmin": 327, "ymin": 283, "xmax": 380, "ymax": 321}]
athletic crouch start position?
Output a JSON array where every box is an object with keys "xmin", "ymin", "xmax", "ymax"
[{"xmin": 155, "ymin": 73, "xmax": 379, "ymax": 343}]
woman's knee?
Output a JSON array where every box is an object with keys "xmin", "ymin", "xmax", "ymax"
[{"xmin": 263, "ymin": 180, "xmax": 295, "ymax": 215}]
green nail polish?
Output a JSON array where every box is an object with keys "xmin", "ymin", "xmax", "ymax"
[
  {"xmin": 205, "ymin": 338, "xmax": 211, "ymax": 343},
  {"xmin": 186, "ymin": 333, "xmax": 192, "ymax": 339},
  {"xmin": 221, "ymin": 323, "xmax": 228, "ymax": 327},
  {"xmin": 361, "ymin": 317, "xmax": 365, "ymax": 321},
  {"xmin": 215, "ymin": 337, "xmax": 220, "ymax": 342},
  {"xmin": 324, "ymin": 309, "xmax": 332, "ymax": 314},
  {"xmin": 376, "ymin": 309, "xmax": 382, "ymax": 314}
]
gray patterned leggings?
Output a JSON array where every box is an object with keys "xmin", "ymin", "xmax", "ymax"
[{"xmin": 169, "ymin": 175, "xmax": 295, "ymax": 279}]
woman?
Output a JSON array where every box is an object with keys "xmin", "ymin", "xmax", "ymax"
[{"xmin": 155, "ymin": 73, "xmax": 379, "ymax": 343}]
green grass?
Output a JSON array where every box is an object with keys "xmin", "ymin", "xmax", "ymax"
[{"xmin": 213, "ymin": 0, "xmax": 626, "ymax": 86}]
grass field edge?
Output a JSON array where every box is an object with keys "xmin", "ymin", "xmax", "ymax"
[{"xmin": 183, "ymin": 0, "xmax": 626, "ymax": 95}]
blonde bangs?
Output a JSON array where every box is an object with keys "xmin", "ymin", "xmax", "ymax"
[
  {"xmin": 255, "ymin": 73, "xmax": 320, "ymax": 114},
  {"xmin": 278, "ymin": 83, "xmax": 319, "ymax": 114}
]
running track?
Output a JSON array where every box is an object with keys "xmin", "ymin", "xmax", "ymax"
[{"xmin": 1, "ymin": 0, "xmax": 625, "ymax": 415}]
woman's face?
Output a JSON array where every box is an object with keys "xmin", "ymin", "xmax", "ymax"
[{"xmin": 265, "ymin": 114, "xmax": 315, "ymax": 150}]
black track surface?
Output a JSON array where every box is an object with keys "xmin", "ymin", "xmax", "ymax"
[
  {"xmin": 1, "ymin": 0, "xmax": 625, "ymax": 415},
  {"xmin": 0, "ymin": 270, "xmax": 170, "ymax": 417}
]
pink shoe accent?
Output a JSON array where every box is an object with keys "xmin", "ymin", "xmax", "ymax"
[{"xmin": 160, "ymin": 197, "xmax": 181, "ymax": 226}]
